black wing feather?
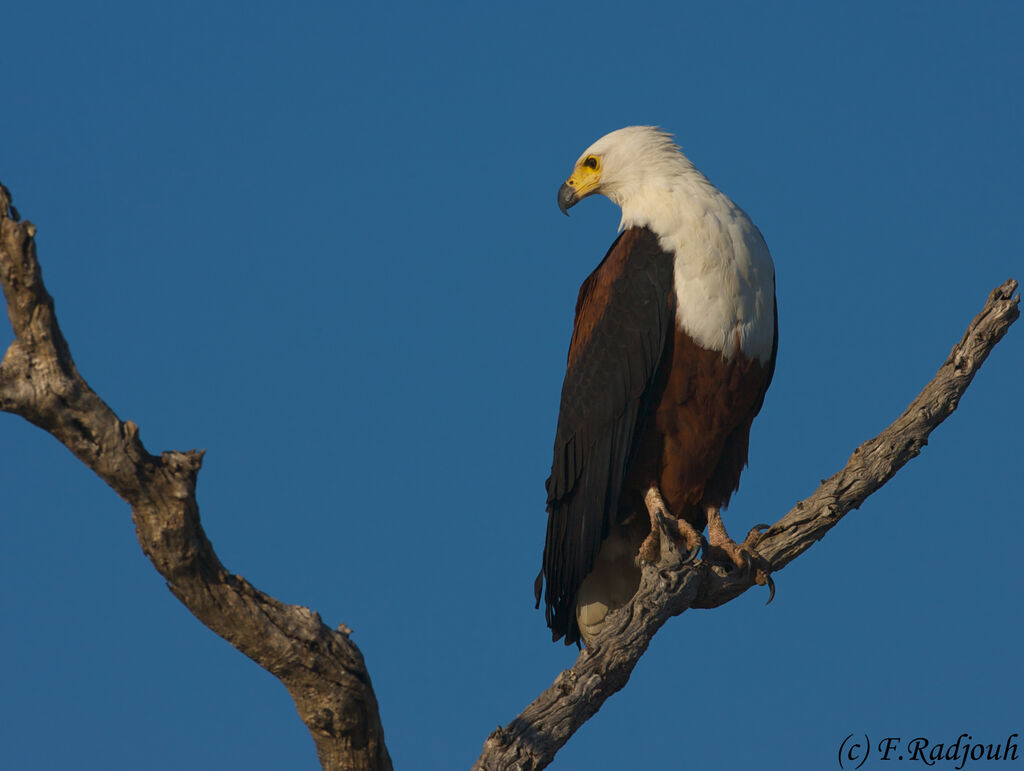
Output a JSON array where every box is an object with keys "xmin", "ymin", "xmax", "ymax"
[
  {"xmin": 753, "ymin": 292, "xmax": 779, "ymax": 417},
  {"xmin": 538, "ymin": 226, "xmax": 676, "ymax": 645}
]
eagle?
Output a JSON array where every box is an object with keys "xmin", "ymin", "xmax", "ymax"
[{"xmin": 536, "ymin": 126, "xmax": 778, "ymax": 646}]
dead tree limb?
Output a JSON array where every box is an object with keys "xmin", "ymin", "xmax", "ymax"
[
  {"xmin": 473, "ymin": 279, "xmax": 1019, "ymax": 770},
  {"xmin": 1, "ymin": 180, "xmax": 1018, "ymax": 771},
  {"xmin": 0, "ymin": 187, "xmax": 393, "ymax": 770}
]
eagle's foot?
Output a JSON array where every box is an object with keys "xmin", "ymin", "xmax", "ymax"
[
  {"xmin": 637, "ymin": 486, "xmax": 704, "ymax": 566},
  {"xmin": 706, "ymin": 509, "xmax": 776, "ymax": 603},
  {"xmin": 636, "ymin": 517, "xmax": 703, "ymax": 566},
  {"xmin": 672, "ymin": 516, "xmax": 705, "ymax": 556},
  {"xmin": 709, "ymin": 537, "xmax": 771, "ymax": 579}
]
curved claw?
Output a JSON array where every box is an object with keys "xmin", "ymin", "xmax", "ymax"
[
  {"xmin": 681, "ymin": 535, "xmax": 705, "ymax": 566},
  {"xmin": 745, "ymin": 523, "xmax": 772, "ymax": 544},
  {"xmin": 763, "ymin": 572, "xmax": 776, "ymax": 605}
]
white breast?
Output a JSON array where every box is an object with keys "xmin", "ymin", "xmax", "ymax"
[{"xmin": 621, "ymin": 180, "xmax": 775, "ymax": 363}]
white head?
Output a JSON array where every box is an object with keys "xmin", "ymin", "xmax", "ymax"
[{"xmin": 557, "ymin": 126, "xmax": 700, "ymax": 219}]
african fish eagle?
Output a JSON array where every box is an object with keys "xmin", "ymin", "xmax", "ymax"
[{"xmin": 536, "ymin": 126, "xmax": 778, "ymax": 646}]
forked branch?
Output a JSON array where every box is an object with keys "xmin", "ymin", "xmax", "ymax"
[{"xmin": 0, "ymin": 185, "xmax": 392, "ymax": 770}]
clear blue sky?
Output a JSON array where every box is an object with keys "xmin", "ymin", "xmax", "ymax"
[{"xmin": 2, "ymin": 2, "xmax": 1021, "ymax": 769}]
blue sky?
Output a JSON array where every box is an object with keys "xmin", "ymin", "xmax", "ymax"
[{"xmin": 2, "ymin": 2, "xmax": 1021, "ymax": 769}]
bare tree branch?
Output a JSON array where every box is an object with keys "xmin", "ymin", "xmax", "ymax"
[
  {"xmin": 473, "ymin": 279, "xmax": 1019, "ymax": 771},
  {"xmin": 0, "ymin": 185, "xmax": 393, "ymax": 771},
  {"xmin": 2, "ymin": 179, "xmax": 1018, "ymax": 771}
]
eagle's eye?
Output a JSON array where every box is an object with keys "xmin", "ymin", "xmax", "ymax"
[{"xmin": 582, "ymin": 156, "xmax": 599, "ymax": 170}]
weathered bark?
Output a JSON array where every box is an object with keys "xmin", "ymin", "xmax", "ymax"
[
  {"xmin": 1, "ymin": 179, "xmax": 1017, "ymax": 771},
  {"xmin": 0, "ymin": 186, "xmax": 393, "ymax": 770},
  {"xmin": 473, "ymin": 279, "xmax": 1019, "ymax": 770}
]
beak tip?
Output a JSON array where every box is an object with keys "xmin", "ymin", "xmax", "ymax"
[{"xmin": 557, "ymin": 182, "xmax": 577, "ymax": 217}]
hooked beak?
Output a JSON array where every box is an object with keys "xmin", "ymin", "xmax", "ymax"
[{"xmin": 557, "ymin": 182, "xmax": 578, "ymax": 216}]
